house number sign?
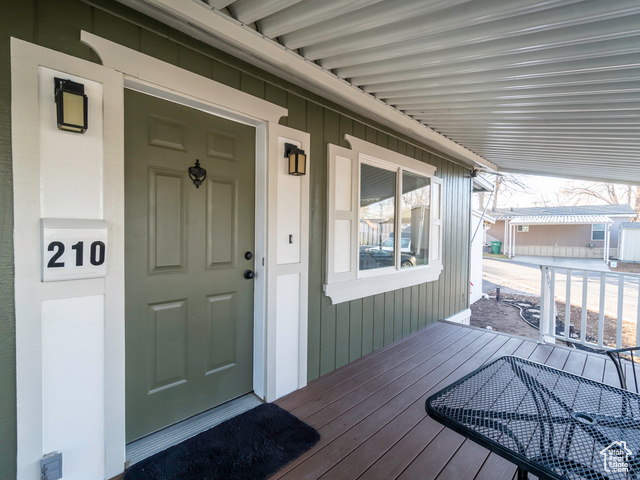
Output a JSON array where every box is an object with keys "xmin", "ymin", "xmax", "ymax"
[{"xmin": 42, "ymin": 218, "xmax": 108, "ymax": 282}]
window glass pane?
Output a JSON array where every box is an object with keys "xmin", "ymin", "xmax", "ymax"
[
  {"xmin": 401, "ymin": 171, "xmax": 430, "ymax": 267},
  {"xmin": 359, "ymin": 163, "xmax": 396, "ymax": 271},
  {"xmin": 592, "ymin": 223, "xmax": 605, "ymax": 240}
]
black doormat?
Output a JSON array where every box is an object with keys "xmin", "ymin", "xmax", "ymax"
[{"xmin": 124, "ymin": 403, "xmax": 320, "ymax": 480}]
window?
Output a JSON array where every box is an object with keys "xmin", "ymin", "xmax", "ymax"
[
  {"xmin": 325, "ymin": 135, "xmax": 443, "ymax": 304},
  {"xmin": 517, "ymin": 225, "xmax": 529, "ymax": 232},
  {"xmin": 592, "ymin": 223, "xmax": 606, "ymax": 241},
  {"xmin": 358, "ymin": 164, "xmax": 431, "ymax": 272}
]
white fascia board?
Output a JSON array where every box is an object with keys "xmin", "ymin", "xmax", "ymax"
[
  {"xmin": 121, "ymin": 0, "xmax": 497, "ymax": 171},
  {"xmin": 472, "ymin": 176, "xmax": 494, "ymax": 193},
  {"xmin": 472, "ymin": 209, "xmax": 496, "ymax": 223}
]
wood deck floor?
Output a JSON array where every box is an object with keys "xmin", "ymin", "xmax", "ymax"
[{"xmin": 272, "ymin": 321, "xmax": 623, "ymax": 480}]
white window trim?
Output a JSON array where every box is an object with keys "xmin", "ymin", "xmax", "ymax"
[
  {"xmin": 324, "ymin": 135, "xmax": 443, "ymax": 305},
  {"xmin": 517, "ymin": 225, "xmax": 529, "ymax": 232},
  {"xmin": 592, "ymin": 223, "xmax": 606, "ymax": 241}
]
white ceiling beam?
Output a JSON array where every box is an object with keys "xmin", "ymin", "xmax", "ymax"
[
  {"xmin": 367, "ymin": 68, "xmax": 640, "ymax": 95},
  {"xmin": 303, "ymin": 0, "xmax": 583, "ymax": 61},
  {"xmin": 207, "ymin": 0, "xmax": 235, "ymax": 9},
  {"xmin": 380, "ymin": 81, "xmax": 640, "ymax": 103},
  {"xmin": 316, "ymin": 0, "xmax": 639, "ymax": 67},
  {"xmin": 228, "ymin": 0, "xmax": 304, "ymax": 25},
  {"xmin": 424, "ymin": 118, "xmax": 640, "ymax": 126},
  {"xmin": 491, "ymin": 157, "xmax": 640, "ymax": 166},
  {"xmin": 471, "ymin": 146, "xmax": 640, "ymax": 158},
  {"xmin": 259, "ymin": 0, "xmax": 385, "ymax": 38},
  {"xmin": 332, "ymin": 16, "xmax": 640, "ymax": 75},
  {"xmin": 434, "ymin": 129, "xmax": 640, "ymax": 138},
  {"xmin": 118, "ymin": 0, "xmax": 495, "ymax": 171},
  {"xmin": 464, "ymin": 140, "xmax": 640, "ymax": 150},
  {"xmin": 281, "ymin": 0, "xmax": 468, "ymax": 49},
  {"xmin": 391, "ymin": 93, "xmax": 640, "ymax": 111},
  {"xmin": 339, "ymin": 37, "xmax": 640, "ymax": 80},
  {"xmin": 444, "ymin": 133, "xmax": 640, "ymax": 142},
  {"xmin": 437, "ymin": 125, "xmax": 640, "ymax": 133},
  {"xmin": 350, "ymin": 53, "xmax": 640, "ymax": 87},
  {"xmin": 406, "ymin": 107, "xmax": 640, "ymax": 119}
]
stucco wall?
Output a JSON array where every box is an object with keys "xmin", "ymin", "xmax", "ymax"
[{"xmin": 487, "ymin": 217, "xmax": 632, "ymax": 252}]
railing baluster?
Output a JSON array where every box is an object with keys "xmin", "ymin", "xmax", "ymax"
[
  {"xmin": 565, "ymin": 269, "xmax": 572, "ymax": 341},
  {"xmin": 598, "ymin": 272, "xmax": 606, "ymax": 348},
  {"xmin": 537, "ymin": 265, "xmax": 638, "ymax": 349},
  {"xmin": 539, "ymin": 266, "xmax": 547, "ymax": 343},
  {"xmin": 617, "ymin": 274, "xmax": 624, "ymax": 348},
  {"xmin": 636, "ymin": 277, "xmax": 640, "ymax": 347},
  {"xmin": 581, "ymin": 272, "xmax": 588, "ymax": 345},
  {"xmin": 550, "ymin": 268, "xmax": 556, "ymax": 339}
]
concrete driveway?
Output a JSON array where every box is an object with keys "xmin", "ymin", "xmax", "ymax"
[{"xmin": 483, "ymin": 256, "xmax": 639, "ymax": 325}]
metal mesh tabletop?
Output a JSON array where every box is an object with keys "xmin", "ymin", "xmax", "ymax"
[{"xmin": 426, "ymin": 356, "xmax": 640, "ymax": 480}]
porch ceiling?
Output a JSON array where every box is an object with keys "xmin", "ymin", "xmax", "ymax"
[{"xmin": 119, "ymin": 0, "xmax": 640, "ymax": 185}]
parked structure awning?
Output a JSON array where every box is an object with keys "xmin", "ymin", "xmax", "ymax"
[
  {"xmin": 509, "ymin": 215, "xmax": 614, "ymax": 226},
  {"xmin": 117, "ymin": 0, "xmax": 640, "ymax": 185}
]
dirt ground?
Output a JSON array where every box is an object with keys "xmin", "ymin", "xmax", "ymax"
[
  {"xmin": 471, "ymin": 290, "xmax": 638, "ymax": 349},
  {"xmin": 470, "ymin": 295, "xmax": 539, "ymax": 340}
]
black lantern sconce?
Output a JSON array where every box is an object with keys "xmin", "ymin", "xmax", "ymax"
[
  {"xmin": 284, "ymin": 143, "xmax": 306, "ymax": 176},
  {"xmin": 54, "ymin": 78, "xmax": 88, "ymax": 134},
  {"xmin": 188, "ymin": 159, "xmax": 207, "ymax": 188}
]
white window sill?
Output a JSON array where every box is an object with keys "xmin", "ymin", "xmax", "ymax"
[{"xmin": 323, "ymin": 263, "xmax": 443, "ymax": 305}]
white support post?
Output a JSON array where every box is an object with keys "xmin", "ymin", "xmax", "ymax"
[
  {"xmin": 539, "ymin": 265, "xmax": 556, "ymax": 344},
  {"xmin": 510, "ymin": 224, "xmax": 516, "ymax": 259},
  {"xmin": 564, "ymin": 269, "xmax": 572, "ymax": 341},
  {"xmin": 605, "ymin": 223, "xmax": 611, "ymax": 263},
  {"xmin": 539, "ymin": 266, "xmax": 547, "ymax": 343}
]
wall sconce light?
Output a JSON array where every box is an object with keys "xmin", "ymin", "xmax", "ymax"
[
  {"xmin": 54, "ymin": 78, "xmax": 88, "ymax": 133},
  {"xmin": 284, "ymin": 143, "xmax": 306, "ymax": 176},
  {"xmin": 188, "ymin": 159, "xmax": 207, "ymax": 188}
]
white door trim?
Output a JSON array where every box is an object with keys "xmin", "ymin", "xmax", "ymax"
[
  {"xmin": 11, "ymin": 37, "xmax": 125, "ymax": 480},
  {"xmin": 11, "ymin": 33, "xmax": 310, "ymax": 479}
]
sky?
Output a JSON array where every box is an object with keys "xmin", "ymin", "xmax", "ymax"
[
  {"xmin": 497, "ymin": 174, "xmax": 571, "ymax": 208},
  {"xmin": 482, "ymin": 173, "xmax": 636, "ymax": 210}
]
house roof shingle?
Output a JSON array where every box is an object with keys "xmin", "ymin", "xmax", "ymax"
[{"xmin": 620, "ymin": 222, "xmax": 640, "ymax": 230}]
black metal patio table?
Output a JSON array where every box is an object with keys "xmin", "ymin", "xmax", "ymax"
[{"xmin": 425, "ymin": 356, "xmax": 640, "ymax": 479}]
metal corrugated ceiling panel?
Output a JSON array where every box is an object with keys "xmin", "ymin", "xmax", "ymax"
[{"xmin": 204, "ymin": 0, "xmax": 640, "ymax": 183}]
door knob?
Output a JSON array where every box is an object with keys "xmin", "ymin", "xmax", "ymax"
[{"xmin": 244, "ymin": 269, "xmax": 255, "ymax": 279}]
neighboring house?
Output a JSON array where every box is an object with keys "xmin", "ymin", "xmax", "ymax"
[
  {"xmin": 486, "ymin": 205, "xmax": 637, "ymax": 260},
  {"xmin": 2, "ymin": 4, "xmax": 474, "ymax": 480}
]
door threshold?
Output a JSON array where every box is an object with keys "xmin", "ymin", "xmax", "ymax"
[{"xmin": 126, "ymin": 393, "xmax": 263, "ymax": 466}]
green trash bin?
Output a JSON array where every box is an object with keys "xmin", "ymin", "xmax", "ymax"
[{"xmin": 490, "ymin": 241, "xmax": 502, "ymax": 254}]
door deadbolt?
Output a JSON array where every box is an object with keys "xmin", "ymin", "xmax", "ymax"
[{"xmin": 245, "ymin": 251, "xmax": 253, "ymax": 260}]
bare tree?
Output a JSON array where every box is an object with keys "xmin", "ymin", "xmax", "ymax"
[
  {"xmin": 478, "ymin": 173, "xmax": 530, "ymax": 211},
  {"xmin": 561, "ymin": 182, "xmax": 640, "ymax": 219}
]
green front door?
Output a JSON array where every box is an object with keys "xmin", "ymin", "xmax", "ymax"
[{"xmin": 124, "ymin": 90, "xmax": 256, "ymax": 442}]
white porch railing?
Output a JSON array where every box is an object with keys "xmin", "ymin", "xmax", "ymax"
[{"xmin": 539, "ymin": 265, "xmax": 640, "ymax": 349}]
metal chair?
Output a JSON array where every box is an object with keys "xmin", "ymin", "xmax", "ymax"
[{"xmin": 607, "ymin": 346, "xmax": 640, "ymax": 393}]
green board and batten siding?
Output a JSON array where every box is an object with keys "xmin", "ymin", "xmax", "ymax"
[{"xmin": 0, "ymin": 1, "xmax": 471, "ymax": 476}]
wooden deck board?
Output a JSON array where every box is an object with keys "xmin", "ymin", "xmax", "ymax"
[
  {"xmin": 288, "ymin": 325, "xmax": 466, "ymax": 420},
  {"xmin": 269, "ymin": 323, "xmax": 617, "ymax": 480}
]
